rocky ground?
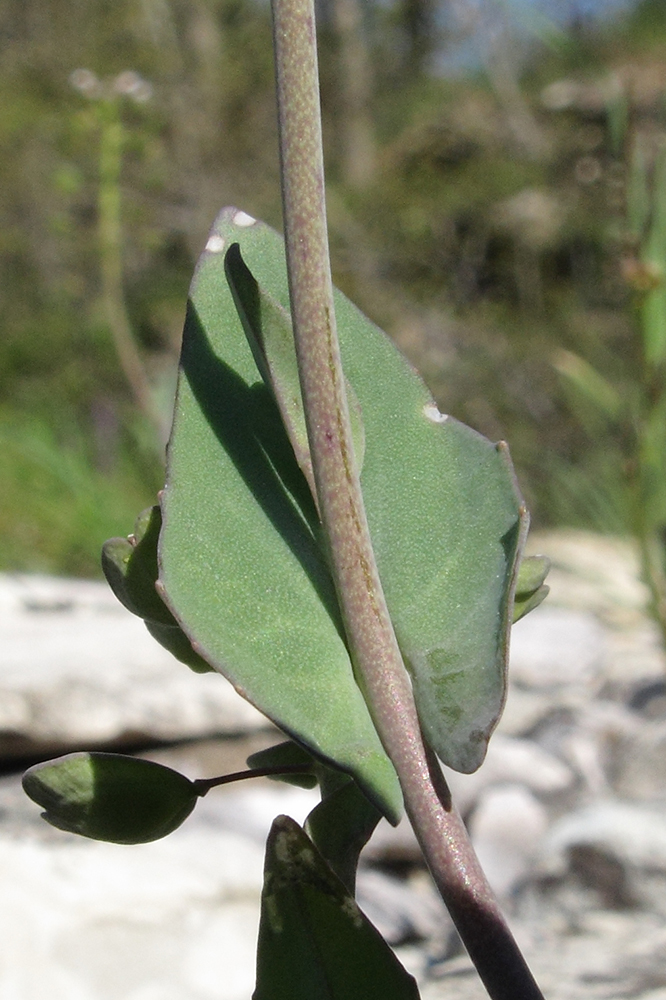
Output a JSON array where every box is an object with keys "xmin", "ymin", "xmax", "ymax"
[{"xmin": 1, "ymin": 530, "xmax": 666, "ymax": 1000}]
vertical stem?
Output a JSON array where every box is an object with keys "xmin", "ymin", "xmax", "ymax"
[
  {"xmin": 98, "ymin": 103, "xmax": 164, "ymax": 439},
  {"xmin": 270, "ymin": 0, "xmax": 545, "ymax": 997},
  {"xmin": 635, "ymin": 395, "xmax": 666, "ymax": 649}
]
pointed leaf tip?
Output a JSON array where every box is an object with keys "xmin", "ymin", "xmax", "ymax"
[{"xmin": 254, "ymin": 816, "xmax": 420, "ymax": 1000}]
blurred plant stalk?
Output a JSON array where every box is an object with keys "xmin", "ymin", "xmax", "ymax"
[
  {"xmin": 555, "ymin": 113, "xmax": 666, "ymax": 653},
  {"xmin": 71, "ymin": 69, "xmax": 168, "ymax": 445},
  {"xmin": 628, "ymin": 139, "xmax": 666, "ymax": 649}
]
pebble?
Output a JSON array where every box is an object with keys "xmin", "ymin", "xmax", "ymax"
[{"xmin": 469, "ymin": 785, "xmax": 549, "ymax": 899}]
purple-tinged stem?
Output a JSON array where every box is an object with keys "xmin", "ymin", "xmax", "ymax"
[{"xmin": 270, "ymin": 0, "xmax": 545, "ymax": 996}]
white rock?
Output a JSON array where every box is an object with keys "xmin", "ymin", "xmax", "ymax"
[
  {"xmin": 611, "ymin": 719, "xmax": 666, "ymax": 801},
  {"xmin": 469, "ymin": 785, "xmax": 549, "ymax": 898},
  {"xmin": 496, "ymin": 686, "xmax": 555, "ymax": 738},
  {"xmin": 509, "ymin": 606, "xmax": 606, "ymax": 690},
  {"xmin": 0, "ymin": 573, "xmax": 267, "ymax": 754},
  {"xmin": 444, "ymin": 734, "xmax": 574, "ymax": 815},
  {"xmin": 0, "ymin": 816, "xmax": 263, "ymax": 999},
  {"xmin": 540, "ymin": 799, "xmax": 666, "ymax": 875},
  {"xmin": 356, "ymin": 868, "xmax": 451, "ymax": 946}
]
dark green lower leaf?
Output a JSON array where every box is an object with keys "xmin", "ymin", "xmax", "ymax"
[
  {"xmin": 246, "ymin": 741, "xmax": 319, "ymax": 789},
  {"xmin": 254, "ymin": 816, "xmax": 420, "ymax": 1000},
  {"xmin": 305, "ymin": 779, "xmax": 381, "ymax": 893},
  {"xmin": 23, "ymin": 752, "xmax": 198, "ymax": 844}
]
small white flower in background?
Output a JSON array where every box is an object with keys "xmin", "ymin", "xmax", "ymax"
[
  {"xmin": 69, "ymin": 68, "xmax": 103, "ymax": 99},
  {"xmin": 69, "ymin": 68, "xmax": 152, "ymax": 104},
  {"xmin": 113, "ymin": 71, "xmax": 153, "ymax": 103}
]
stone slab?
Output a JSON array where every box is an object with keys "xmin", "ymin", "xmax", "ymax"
[{"xmin": 0, "ymin": 574, "xmax": 269, "ymax": 758}]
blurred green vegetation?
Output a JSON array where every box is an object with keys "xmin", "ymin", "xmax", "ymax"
[{"xmin": 1, "ymin": 0, "xmax": 665, "ymax": 576}]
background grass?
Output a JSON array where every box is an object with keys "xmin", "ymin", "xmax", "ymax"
[{"xmin": 1, "ymin": 0, "xmax": 665, "ymax": 576}]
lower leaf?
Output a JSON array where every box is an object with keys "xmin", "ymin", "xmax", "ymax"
[{"xmin": 254, "ymin": 815, "xmax": 420, "ymax": 1000}]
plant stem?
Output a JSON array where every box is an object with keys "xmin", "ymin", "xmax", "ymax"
[
  {"xmin": 270, "ymin": 0, "xmax": 544, "ymax": 997},
  {"xmin": 98, "ymin": 101, "xmax": 165, "ymax": 441},
  {"xmin": 193, "ymin": 764, "xmax": 313, "ymax": 796}
]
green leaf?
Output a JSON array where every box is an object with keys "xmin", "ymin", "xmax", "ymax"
[
  {"xmin": 145, "ymin": 620, "xmax": 215, "ymax": 673},
  {"xmin": 254, "ymin": 816, "xmax": 420, "ymax": 1000},
  {"xmin": 22, "ymin": 752, "xmax": 198, "ymax": 844},
  {"xmin": 160, "ymin": 208, "xmax": 525, "ymax": 799},
  {"xmin": 513, "ymin": 554, "xmax": 550, "ymax": 622},
  {"xmin": 102, "ymin": 506, "xmax": 177, "ymax": 626},
  {"xmin": 225, "ymin": 242, "xmax": 365, "ymax": 503},
  {"xmin": 247, "ymin": 741, "xmax": 319, "ymax": 790},
  {"xmin": 305, "ymin": 779, "xmax": 381, "ymax": 892},
  {"xmin": 160, "ymin": 213, "xmax": 401, "ymax": 822},
  {"xmin": 103, "ymin": 505, "xmax": 214, "ymax": 673}
]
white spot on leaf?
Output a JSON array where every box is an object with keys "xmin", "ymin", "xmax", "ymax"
[
  {"xmin": 423, "ymin": 403, "xmax": 448, "ymax": 424},
  {"xmin": 274, "ymin": 830, "xmax": 292, "ymax": 864},
  {"xmin": 340, "ymin": 897, "xmax": 363, "ymax": 929},
  {"xmin": 233, "ymin": 210, "xmax": 257, "ymax": 228},
  {"xmin": 205, "ymin": 235, "xmax": 226, "ymax": 253}
]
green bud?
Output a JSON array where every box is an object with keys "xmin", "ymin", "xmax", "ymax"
[
  {"xmin": 22, "ymin": 752, "xmax": 199, "ymax": 844},
  {"xmin": 513, "ymin": 555, "xmax": 550, "ymax": 623},
  {"xmin": 103, "ymin": 506, "xmax": 215, "ymax": 673},
  {"xmin": 102, "ymin": 505, "xmax": 177, "ymax": 626},
  {"xmin": 513, "ymin": 585, "xmax": 549, "ymax": 623},
  {"xmin": 515, "ymin": 554, "xmax": 551, "ymax": 597}
]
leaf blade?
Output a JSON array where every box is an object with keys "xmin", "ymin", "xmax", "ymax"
[
  {"xmin": 160, "ymin": 214, "xmax": 401, "ymax": 821},
  {"xmin": 161, "ymin": 207, "xmax": 526, "ymax": 790},
  {"xmin": 253, "ymin": 816, "xmax": 420, "ymax": 1000}
]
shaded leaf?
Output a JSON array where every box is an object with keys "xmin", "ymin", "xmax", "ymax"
[
  {"xmin": 23, "ymin": 752, "xmax": 198, "ymax": 844},
  {"xmin": 254, "ymin": 816, "xmax": 420, "ymax": 1000},
  {"xmin": 145, "ymin": 620, "xmax": 215, "ymax": 673},
  {"xmin": 225, "ymin": 241, "xmax": 365, "ymax": 504},
  {"xmin": 103, "ymin": 505, "xmax": 215, "ymax": 673},
  {"xmin": 249, "ymin": 743, "xmax": 380, "ymax": 888},
  {"xmin": 247, "ymin": 741, "xmax": 319, "ymax": 790},
  {"xmin": 305, "ymin": 779, "xmax": 381, "ymax": 892},
  {"xmin": 102, "ymin": 506, "xmax": 177, "ymax": 626}
]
